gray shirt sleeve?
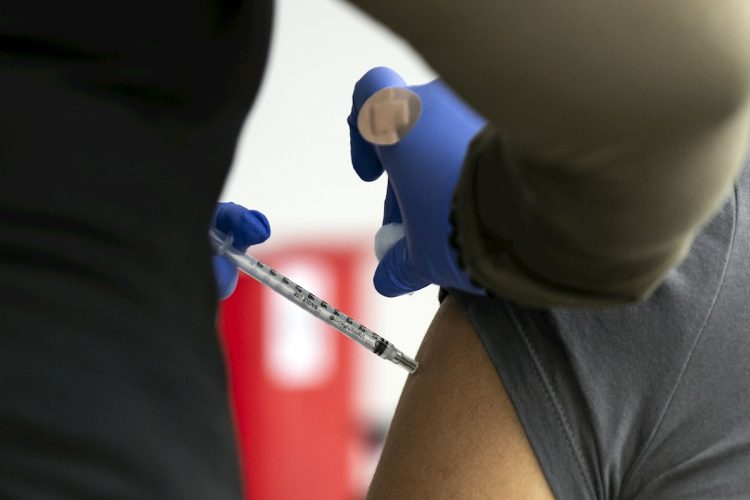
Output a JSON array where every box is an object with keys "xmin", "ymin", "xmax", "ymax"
[{"xmin": 452, "ymin": 154, "xmax": 750, "ymax": 498}]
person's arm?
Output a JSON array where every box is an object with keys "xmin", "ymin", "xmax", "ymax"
[
  {"xmin": 367, "ymin": 294, "xmax": 554, "ymax": 499},
  {"xmin": 349, "ymin": 0, "xmax": 750, "ymax": 306}
]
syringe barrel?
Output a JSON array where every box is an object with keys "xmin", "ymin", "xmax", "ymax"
[
  {"xmin": 210, "ymin": 229, "xmax": 381, "ymax": 352},
  {"xmin": 209, "ymin": 228, "xmax": 418, "ymax": 373}
]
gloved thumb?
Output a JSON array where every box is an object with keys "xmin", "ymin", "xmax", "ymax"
[
  {"xmin": 373, "ymin": 238, "xmax": 430, "ymax": 297},
  {"xmin": 212, "ymin": 202, "xmax": 271, "ymax": 299},
  {"xmin": 214, "ymin": 203, "xmax": 271, "ymax": 251},
  {"xmin": 348, "ymin": 67, "xmax": 407, "ymax": 182}
]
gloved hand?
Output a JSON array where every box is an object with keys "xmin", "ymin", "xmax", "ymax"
[
  {"xmin": 348, "ymin": 67, "xmax": 486, "ymax": 296},
  {"xmin": 212, "ymin": 202, "xmax": 271, "ymax": 299}
]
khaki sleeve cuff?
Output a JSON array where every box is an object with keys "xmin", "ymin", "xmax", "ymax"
[{"xmin": 451, "ymin": 127, "xmax": 674, "ymax": 308}]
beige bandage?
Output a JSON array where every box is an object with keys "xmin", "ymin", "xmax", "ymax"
[{"xmin": 357, "ymin": 87, "xmax": 422, "ymax": 146}]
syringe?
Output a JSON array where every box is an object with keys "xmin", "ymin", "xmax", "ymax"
[{"xmin": 209, "ymin": 227, "xmax": 419, "ymax": 374}]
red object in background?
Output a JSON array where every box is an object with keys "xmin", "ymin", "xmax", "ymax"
[{"xmin": 219, "ymin": 244, "xmax": 364, "ymax": 500}]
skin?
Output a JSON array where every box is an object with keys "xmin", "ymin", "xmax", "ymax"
[{"xmin": 367, "ymin": 295, "xmax": 554, "ymax": 499}]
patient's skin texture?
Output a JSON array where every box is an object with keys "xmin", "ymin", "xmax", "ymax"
[{"xmin": 367, "ymin": 295, "xmax": 554, "ymax": 499}]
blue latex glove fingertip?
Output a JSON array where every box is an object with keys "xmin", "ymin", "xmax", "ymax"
[
  {"xmin": 214, "ymin": 203, "xmax": 271, "ymax": 250},
  {"xmin": 233, "ymin": 210, "xmax": 270, "ymax": 249}
]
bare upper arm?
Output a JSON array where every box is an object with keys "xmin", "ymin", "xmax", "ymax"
[{"xmin": 367, "ymin": 295, "xmax": 554, "ymax": 499}]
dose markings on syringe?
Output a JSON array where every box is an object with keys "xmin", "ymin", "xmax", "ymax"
[{"xmin": 266, "ymin": 264, "xmax": 379, "ymax": 344}]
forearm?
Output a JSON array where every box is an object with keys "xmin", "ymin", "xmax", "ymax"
[{"xmin": 349, "ymin": 0, "xmax": 750, "ymax": 306}]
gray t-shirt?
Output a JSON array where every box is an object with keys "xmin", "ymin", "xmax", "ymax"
[{"xmin": 453, "ymin": 149, "xmax": 750, "ymax": 499}]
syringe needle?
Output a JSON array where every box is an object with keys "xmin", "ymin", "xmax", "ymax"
[{"xmin": 209, "ymin": 228, "xmax": 419, "ymax": 374}]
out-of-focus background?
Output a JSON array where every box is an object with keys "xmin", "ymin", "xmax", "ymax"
[{"xmin": 218, "ymin": 0, "xmax": 441, "ymax": 498}]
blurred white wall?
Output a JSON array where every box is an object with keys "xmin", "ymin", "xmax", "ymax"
[{"xmin": 219, "ymin": 0, "xmax": 442, "ymax": 485}]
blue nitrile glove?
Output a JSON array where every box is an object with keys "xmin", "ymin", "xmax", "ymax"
[
  {"xmin": 348, "ymin": 67, "xmax": 487, "ymax": 297},
  {"xmin": 212, "ymin": 202, "xmax": 271, "ymax": 299}
]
